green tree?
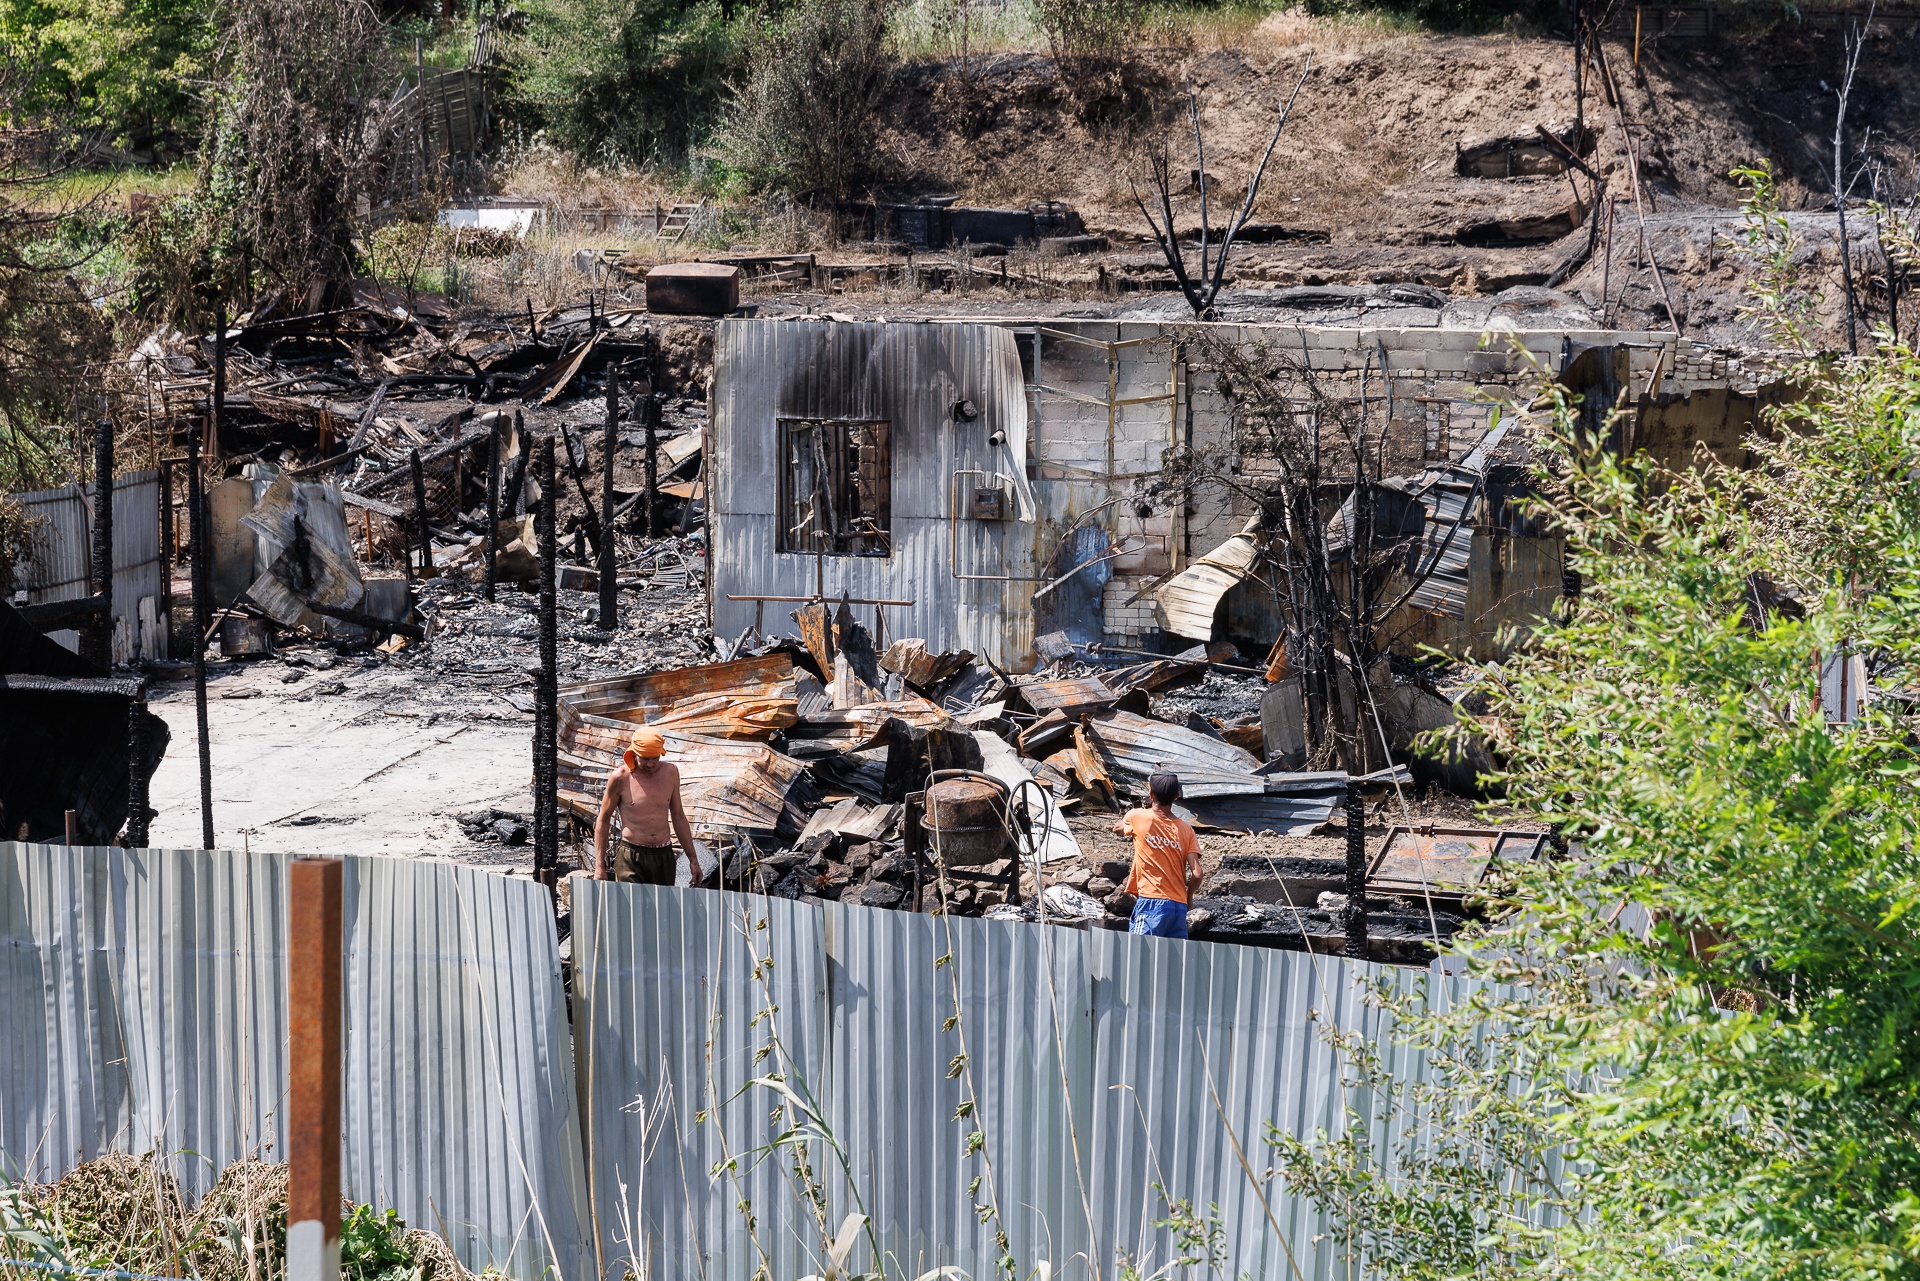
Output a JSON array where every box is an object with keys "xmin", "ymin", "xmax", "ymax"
[
  {"xmin": 0, "ymin": 0, "xmax": 211, "ymax": 151},
  {"xmin": 1274, "ymin": 201, "xmax": 1920, "ymax": 1278}
]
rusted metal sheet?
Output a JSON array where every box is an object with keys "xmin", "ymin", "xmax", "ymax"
[
  {"xmin": 557, "ymin": 716, "xmax": 811, "ymax": 837},
  {"xmin": 648, "ymin": 692, "xmax": 799, "ymax": 739},
  {"xmin": 788, "ymin": 695, "xmax": 948, "ymax": 750},
  {"xmin": 557, "ymin": 741, "xmax": 808, "ymax": 836},
  {"xmin": 1155, "ymin": 519, "xmax": 1264, "ymax": 641},
  {"xmin": 1071, "ymin": 721, "xmax": 1113, "ymax": 797},
  {"xmin": 1015, "ymin": 674, "xmax": 1118, "ymax": 719},
  {"xmin": 793, "ymin": 602, "xmax": 835, "ymax": 677},
  {"xmin": 1367, "ymin": 825, "xmax": 1548, "ymax": 895},
  {"xmin": 1083, "ymin": 710, "xmax": 1264, "ymax": 797},
  {"xmin": 558, "ymin": 654, "xmax": 795, "ymax": 727}
]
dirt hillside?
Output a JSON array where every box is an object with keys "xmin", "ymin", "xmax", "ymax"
[{"xmin": 869, "ymin": 16, "xmax": 1920, "ymax": 345}]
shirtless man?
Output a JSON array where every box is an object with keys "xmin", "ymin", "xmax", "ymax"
[{"xmin": 594, "ymin": 726, "xmax": 703, "ymax": 885}]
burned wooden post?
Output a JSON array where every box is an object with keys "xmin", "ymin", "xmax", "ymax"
[
  {"xmin": 1343, "ymin": 786, "xmax": 1368, "ymax": 959},
  {"xmin": 212, "ymin": 307, "xmax": 226, "ymax": 460},
  {"xmin": 409, "ymin": 447, "xmax": 430, "ymax": 577},
  {"xmin": 83, "ymin": 418, "xmax": 114, "ymax": 671},
  {"xmin": 504, "ymin": 409, "xmax": 529, "ymax": 515},
  {"xmin": 533, "ymin": 437, "xmax": 560, "ymax": 890},
  {"xmin": 599, "ymin": 370, "xmax": 619, "ymax": 630},
  {"xmin": 186, "ymin": 429, "xmax": 214, "ymax": 850},
  {"xmin": 158, "ymin": 457, "xmax": 174, "ymax": 660},
  {"xmin": 644, "ymin": 385, "xmax": 660, "ymax": 538},
  {"xmin": 288, "ymin": 857, "xmax": 343, "ymax": 1281},
  {"xmin": 125, "ymin": 689, "xmax": 150, "ymax": 847},
  {"xmin": 484, "ymin": 416, "xmax": 501, "ymax": 601}
]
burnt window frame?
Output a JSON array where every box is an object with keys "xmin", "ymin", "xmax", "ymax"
[{"xmin": 775, "ymin": 417, "xmax": 894, "ymax": 558}]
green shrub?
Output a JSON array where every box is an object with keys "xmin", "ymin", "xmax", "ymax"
[
  {"xmin": 504, "ymin": 0, "xmax": 743, "ymax": 167},
  {"xmin": 714, "ymin": 0, "xmax": 898, "ymax": 204}
]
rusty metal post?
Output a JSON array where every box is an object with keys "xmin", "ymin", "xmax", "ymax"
[
  {"xmin": 533, "ymin": 437, "xmax": 559, "ymax": 889},
  {"xmin": 484, "ymin": 417, "xmax": 501, "ymax": 602},
  {"xmin": 64, "ymin": 809, "xmax": 76, "ymax": 845},
  {"xmin": 599, "ymin": 370, "xmax": 618, "ymax": 630},
  {"xmin": 1343, "ymin": 787, "xmax": 1368, "ymax": 960},
  {"xmin": 410, "ymin": 448, "xmax": 430, "ymax": 577},
  {"xmin": 126, "ymin": 689, "xmax": 149, "ymax": 847},
  {"xmin": 186, "ymin": 429, "xmax": 214, "ymax": 850},
  {"xmin": 83, "ymin": 418, "xmax": 114, "ymax": 671},
  {"xmin": 288, "ymin": 857, "xmax": 343, "ymax": 1281}
]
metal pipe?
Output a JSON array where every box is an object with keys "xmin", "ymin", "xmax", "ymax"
[
  {"xmin": 288, "ymin": 857, "xmax": 343, "ymax": 1281},
  {"xmin": 186, "ymin": 429, "xmax": 214, "ymax": 850},
  {"xmin": 534, "ymin": 437, "xmax": 559, "ymax": 890},
  {"xmin": 1343, "ymin": 788, "xmax": 1368, "ymax": 959},
  {"xmin": 600, "ymin": 370, "xmax": 618, "ymax": 630},
  {"xmin": 84, "ymin": 418, "xmax": 114, "ymax": 671}
]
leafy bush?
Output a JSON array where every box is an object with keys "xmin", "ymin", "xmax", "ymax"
[
  {"xmin": 1036, "ymin": 0, "xmax": 1145, "ymax": 63},
  {"xmin": 504, "ymin": 0, "xmax": 743, "ymax": 167},
  {"xmin": 0, "ymin": 493, "xmax": 44, "ymax": 595},
  {"xmin": 1274, "ymin": 187, "xmax": 1920, "ymax": 1281},
  {"xmin": 714, "ymin": 0, "xmax": 898, "ymax": 204}
]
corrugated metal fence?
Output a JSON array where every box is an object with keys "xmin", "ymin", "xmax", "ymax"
[
  {"xmin": 0, "ymin": 843, "xmax": 592, "ymax": 1280},
  {"xmin": 4, "ymin": 844, "xmax": 1478, "ymax": 1281},
  {"xmin": 12, "ymin": 469, "xmax": 165, "ymax": 663},
  {"xmin": 573, "ymin": 881, "xmax": 1475, "ymax": 1281}
]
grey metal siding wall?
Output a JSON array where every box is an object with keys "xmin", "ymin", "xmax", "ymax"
[
  {"xmin": 13, "ymin": 469, "xmax": 164, "ymax": 663},
  {"xmin": 572, "ymin": 880, "xmax": 1482, "ymax": 1281},
  {"xmin": 0, "ymin": 844, "xmax": 592, "ymax": 1281},
  {"xmin": 709, "ymin": 321, "xmax": 1036, "ymax": 666}
]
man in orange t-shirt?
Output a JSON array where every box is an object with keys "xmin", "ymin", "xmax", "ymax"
[{"xmin": 1111, "ymin": 771, "xmax": 1203, "ymax": 939}]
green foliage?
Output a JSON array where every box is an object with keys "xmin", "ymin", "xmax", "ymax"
[
  {"xmin": 0, "ymin": 0, "xmax": 211, "ymax": 150},
  {"xmin": 504, "ymin": 0, "xmax": 743, "ymax": 167},
  {"xmin": 1036, "ymin": 0, "xmax": 1145, "ymax": 62},
  {"xmin": 0, "ymin": 492, "xmax": 44, "ymax": 593},
  {"xmin": 1732, "ymin": 161, "xmax": 1821, "ymax": 353},
  {"xmin": 1301, "ymin": 0, "xmax": 1554, "ymax": 34},
  {"xmin": 714, "ymin": 0, "xmax": 897, "ymax": 203},
  {"xmin": 1274, "ymin": 261, "xmax": 1920, "ymax": 1275},
  {"xmin": 341, "ymin": 1203, "xmax": 418, "ymax": 1281}
]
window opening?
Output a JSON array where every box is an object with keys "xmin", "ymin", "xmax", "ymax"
[{"xmin": 777, "ymin": 418, "xmax": 892, "ymax": 557}]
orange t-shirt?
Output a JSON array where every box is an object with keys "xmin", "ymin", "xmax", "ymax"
[{"xmin": 1122, "ymin": 808, "xmax": 1201, "ymax": 905}]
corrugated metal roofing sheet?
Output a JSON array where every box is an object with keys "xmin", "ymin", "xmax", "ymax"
[
  {"xmin": 1, "ymin": 843, "xmax": 592, "ymax": 1280},
  {"xmin": 1156, "ymin": 519, "xmax": 1264, "ymax": 642},
  {"xmin": 13, "ymin": 470, "xmax": 164, "ymax": 663},
  {"xmin": 1083, "ymin": 710, "xmax": 1266, "ymax": 797}
]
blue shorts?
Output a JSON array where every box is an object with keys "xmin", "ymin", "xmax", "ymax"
[{"xmin": 1129, "ymin": 897, "xmax": 1188, "ymax": 939}]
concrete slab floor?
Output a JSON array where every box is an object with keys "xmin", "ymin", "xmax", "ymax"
[{"xmin": 144, "ymin": 655, "xmax": 538, "ymax": 870}]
